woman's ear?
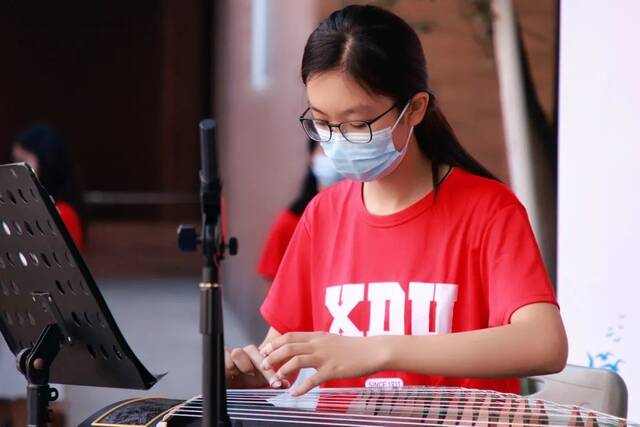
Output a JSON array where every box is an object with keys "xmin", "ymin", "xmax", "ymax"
[{"xmin": 408, "ymin": 92, "xmax": 429, "ymax": 126}]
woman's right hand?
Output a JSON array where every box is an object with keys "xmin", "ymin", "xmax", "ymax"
[{"xmin": 225, "ymin": 345, "xmax": 290, "ymax": 389}]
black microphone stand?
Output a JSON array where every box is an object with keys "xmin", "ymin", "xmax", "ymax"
[{"xmin": 178, "ymin": 119, "xmax": 237, "ymax": 427}]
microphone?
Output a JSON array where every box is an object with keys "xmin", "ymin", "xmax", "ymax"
[
  {"xmin": 178, "ymin": 119, "xmax": 237, "ymax": 257},
  {"xmin": 199, "ymin": 119, "xmax": 219, "ymax": 195}
]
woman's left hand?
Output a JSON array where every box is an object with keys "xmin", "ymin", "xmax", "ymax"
[{"xmin": 259, "ymin": 332, "xmax": 383, "ymax": 396}]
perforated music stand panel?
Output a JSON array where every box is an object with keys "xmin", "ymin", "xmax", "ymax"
[{"xmin": 0, "ymin": 163, "xmax": 159, "ymax": 389}]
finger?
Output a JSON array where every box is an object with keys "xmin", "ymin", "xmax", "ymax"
[
  {"xmin": 230, "ymin": 348, "xmax": 257, "ymax": 376},
  {"xmin": 242, "ymin": 344, "xmax": 282, "ymax": 388},
  {"xmin": 274, "ymin": 355, "xmax": 317, "ymax": 380},
  {"xmin": 262, "ymin": 343, "xmax": 312, "ymax": 370},
  {"xmin": 585, "ymin": 411, "xmax": 599, "ymax": 427},
  {"xmin": 225, "ymin": 349, "xmax": 239, "ymax": 378},
  {"xmin": 259, "ymin": 332, "xmax": 320, "ymax": 356},
  {"xmin": 569, "ymin": 406, "xmax": 584, "ymax": 427},
  {"xmin": 290, "ymin": 370, "xmax": 325, "ymax": 397}
]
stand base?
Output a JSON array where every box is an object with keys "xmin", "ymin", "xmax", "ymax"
[
  {"xmin": 27, "ymin": 384, "xmax": 58, "ymax": 427},
  {"xmin": 16, "ymin": 323, "xmax": 64, "ymax": 427}
]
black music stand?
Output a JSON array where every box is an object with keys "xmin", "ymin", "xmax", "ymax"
[{"xmin": 0, "ymin": 163, "xmax": 161, "ymax": 427}]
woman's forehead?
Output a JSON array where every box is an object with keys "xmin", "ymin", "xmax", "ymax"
[{"xmin": 306, "ymin": 69, "xmax": 392, "ymax": 117}]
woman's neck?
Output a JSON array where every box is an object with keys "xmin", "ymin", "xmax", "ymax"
[{"xmin": 362, "ymin": 136, "xmax": 437, "ymax": 216}]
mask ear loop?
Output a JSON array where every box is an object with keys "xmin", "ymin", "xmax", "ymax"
[
  {"xmin": 391, "ymin": 100, "xmax": 414, "ymax": 154},
  {"xmin": 374, "ymin": 103, "xmax": 415, "ymax": 180},
  {"xmin": 390, "ymin": 100, "xmax": 412, "ymax": 132}
]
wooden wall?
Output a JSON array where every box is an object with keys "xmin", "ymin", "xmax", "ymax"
[{"xmin": 0, "ymin": 1, "xmax": 207, "ymax": 220}]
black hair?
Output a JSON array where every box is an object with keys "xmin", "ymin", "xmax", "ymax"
[
  {"xmin": 14, "ymin": 123, "xmax": 85, "ymax": 219},
  {"xmin": 289, "ymin": 138, "xmax": 319, "ymax": 216},
  {"xmin": 301, "ymin": 5, "xmax": 497, "ymax": 187}
]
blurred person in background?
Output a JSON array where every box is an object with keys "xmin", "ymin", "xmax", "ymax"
[
  {"xmin": 0, "ymin": 123, "xmax": 83, "ymax": 427},
  {"xmin": 257, "ymin": 139, "xmax": 342, "ymax": 285},
  {"xmin": 12, "ymin": 123, "xmax": 85, "ymax": 250}
]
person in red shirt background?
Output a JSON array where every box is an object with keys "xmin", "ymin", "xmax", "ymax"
[
  {"xmin": 257, "ymin": 139, "xmax": 342, "ymax": 285},
  {"xmin": 12, "ymin": 123, "xmax": 85, "ymax": 251},
  {"xmin": 0, "ymin": 124, "xmax": 85, "ymax": 426},
  {"xmin": 226, "ymin": 5, "xmax": 567, "ymax": 396}
]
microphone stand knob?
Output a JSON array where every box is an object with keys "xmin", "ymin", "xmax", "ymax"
[
  {"xmin": 177, "ymin": 224, "xmax": 199, "ymax": 252},
  {"xmin": 228, "ymin": 238, "xmax": 239, "ymax": 256}
]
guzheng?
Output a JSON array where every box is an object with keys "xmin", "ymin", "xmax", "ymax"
[{"xmin": 80, "ymin": 387, "xmax": 637, "ymax": 426}]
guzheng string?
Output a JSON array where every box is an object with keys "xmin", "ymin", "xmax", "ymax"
[
  {"xmin": 160, "ymin": 387, "xmax": 634, "ymax": 426},
  {"xmin": 169, "ymin": 392, "xmax": 623, "ymax": 426}
]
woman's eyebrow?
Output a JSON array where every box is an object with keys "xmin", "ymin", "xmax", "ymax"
[{"xmin": 309, "ymin": 104, "xmax": 372, "ymax": 117}]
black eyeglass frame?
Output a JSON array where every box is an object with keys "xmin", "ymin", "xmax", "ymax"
[{"xmin": 298, "ymin": 102, "xmax": 401, "ymax": 144}]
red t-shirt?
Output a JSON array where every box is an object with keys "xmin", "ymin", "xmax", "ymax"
[
  {"xmin": 260, "ymin": 167, "xmax": 557, "ymax": 393},
  {"xmin": 56, "ymin": 201, "xmax": 84, "ymax": 252},
  {"xmin": 257, "ymin": 209, "xmax": 301, "ymax": 279}
]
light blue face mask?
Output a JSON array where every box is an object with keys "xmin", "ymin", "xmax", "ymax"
[
  {"xmin": 319, "ymin": 102, "xmax": 413, "ymax": 182},
  {"xmin": 311, "ymin": 153, "xmax": 343, "ymax": 188}
]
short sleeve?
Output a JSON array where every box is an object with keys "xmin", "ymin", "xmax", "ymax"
[
  {"xmin": 56, "ymin": 202, "xmax": 84, "ymax": 252},
  {"xmin": 256, "ymin": 211, "xmax": 299, "ymax": 279},
  {"xmin": 481, "ymin": 203, "xmax": 558, "ymax": 326},
  {"xmin": 260, "ymin": 216, "xmax": 314, "ymax": 333}
]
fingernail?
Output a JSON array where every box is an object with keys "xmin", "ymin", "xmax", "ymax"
[
  {"xmin": 261, "ymin": 343, "xmax": 273, "ymax": 356},
  {"xmin": 271, "ymin": 380, "xmax": 282, "ymax": 388},
  {"xmin": 282, "ymin": 379, "xmax": 291, "ymax": 388},
  {"xmin": 261, "ymin": 360, "xmax": 271, "ymax": 370},
  {"xmin": 290, "ymin": 388, "xmax": 300, "ymax": 397}
]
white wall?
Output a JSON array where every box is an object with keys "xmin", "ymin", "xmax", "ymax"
[
  {"xmin": 558, "ymin": 0, "xmax": 640, "ymax": 419},
  {"xmin": 215, "ymin": 0, "xmax": 318, "ymax": 342}
]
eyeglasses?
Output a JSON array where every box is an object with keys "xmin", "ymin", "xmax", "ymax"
[{"xmin": 299, "ymin": 103, "xmax": 399, "ymax": 144}]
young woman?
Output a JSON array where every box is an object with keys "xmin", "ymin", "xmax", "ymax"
[
  {"xmin": 12, "ymin": 123, "xmax": 85, "ymax": 250},
  {"xmin": 226, "ymin": 5, "xmax": 567, "ymax": 397},
  {"xmin": 257, "ymin": 139, "xmax": 342, "ymax": 285}
]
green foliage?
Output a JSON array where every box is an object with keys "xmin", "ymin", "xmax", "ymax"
[{"xmin": 461, "ymin": 0, "xmax": 494, "ymax": 40}]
